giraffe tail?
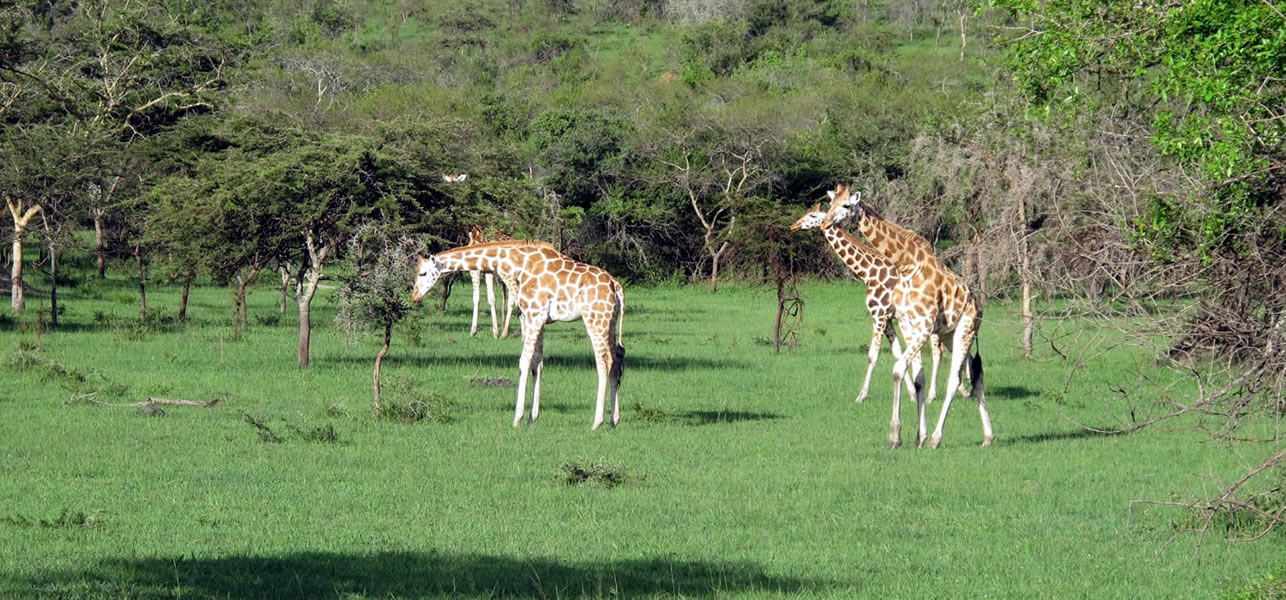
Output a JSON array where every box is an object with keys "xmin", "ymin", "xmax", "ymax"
[
  {"xmin": 611, "ymin": 282, "xmax": 625, "ymax": 385},
  {"xmin": 614, "ymin": 283, "xmax": 625, "ymax": 347},
  {"xmin": 968, "ymin": 305, "xmax": 984, "ymax": 400}
]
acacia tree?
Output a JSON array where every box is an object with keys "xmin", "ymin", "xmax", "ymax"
[
  {"xmin": 266, "ymin": 135, "xmax": 398, "ymax": 367},
  {"xmin": 335, "ymin": 224, "xmax": 418, "ymax": 410},
  {"xmin": 1, "ymin": 1, "xmax": 230, "ymax": 317}
]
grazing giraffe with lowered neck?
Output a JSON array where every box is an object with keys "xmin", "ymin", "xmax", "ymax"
[
  {"xmin": 791, "ymin": 203, "xmax": 921, "ymax": 403},
  {"xmin": 822, "ymin": 184, "xmax": 992, "ymax": 448},
  {"xmin": 412, "ymin": 240, "xmax": 626, "ymax": 430},
  {"xmin": 465, "ymin": 225, "xmax": 520, "ymax": 339}
]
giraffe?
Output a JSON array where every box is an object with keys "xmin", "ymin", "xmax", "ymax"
[
  {"xmin": 411, "ymin": 240, "xmax": 626, "ymax": 430},
  {"xmin": 465, "ymin": 225, "xmax": 521, "ymax": 339},
  {"xmin": 791, "ymin": 203, "xmax": 918, "ymax": 403},
  {"xmin": 793, "ymin": 203, "xmax": 957, "ymax": 404},
  {"xmin": 821, "ymin": 184, "xmax": 993, "ymax": 448}
]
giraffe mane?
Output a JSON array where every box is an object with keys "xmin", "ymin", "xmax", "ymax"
[{"xmin": 455, "ymin": 239, "xmax": 557, "ymax": 250}]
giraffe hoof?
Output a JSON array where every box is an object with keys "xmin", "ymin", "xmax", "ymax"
[
  {"xmin": 854, "ymin": 395, "xmax": 866, "ymax": 404},
  {"xmin": 982, "ymin": 435, "xmax": 994, "ymax": 447},
  {"xmin": 888, "ymin": 440, "xmax": 901, "ymax": 450},
  {"xmin": 928, "ymin": 436, "xmax": 942, "ymax": 449}
]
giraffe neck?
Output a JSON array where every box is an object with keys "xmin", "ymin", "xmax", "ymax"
[
  {"xmin": 436, "ymin": 246, "xmax": 522, "ymax": 278},
  {"xmin": 820, "ymin": 226, "xmax": 879, "ymax": 280},
  {"xmin": 856, "ymin": 209, "xmax": 931, "ymax": 269}
]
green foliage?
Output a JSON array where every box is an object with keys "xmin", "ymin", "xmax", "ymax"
[
  {"xmin": 333, "ymin": 223, "xmax": 418, "ymax": 340},
  {"xmin": 995, "ymin": 0, "xmax": 1286, "ymax": 263}
]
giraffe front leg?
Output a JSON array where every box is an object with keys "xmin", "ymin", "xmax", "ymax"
[
  {"xmin": 485, "ymin": 273, "xmax": 499, "ymax": 338},
  {"xmin": 469, "ymin": 271, "xmax": 482, "ymax": 337},
  {"xmin": 894, "ymin": 330, "xmax": 931, "ymax": 449},
  {"xmin": 513, "ymin": 316, "xmax": 543, "ymax": 427},
  {"xmin": 855, "ymin": 317, "xmax": 889, "ymax": 404}
]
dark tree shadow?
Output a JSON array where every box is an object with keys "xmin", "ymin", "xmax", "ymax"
[
  {"xmin": 633, "ymin": 405, "xmax": 785, "ymax": 426},
  {"xmin": 997, "ymin": 427, "xmax": 1125, "ymax": 446},
  {"xmin": 985, "ymin": 385, "xmax": 1040, "ymax": 400},
  {"xmin": 7, "ymin": 551, "xmax": 844, "ymax": 598},
  {"xmin": 321, "ymin": 353, "xmax": 751, "ymax": 372}
]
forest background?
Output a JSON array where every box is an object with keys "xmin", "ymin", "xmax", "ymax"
[{"xmin": 2, "ymin": 0, "xmax": 1285, "ymax": 541}]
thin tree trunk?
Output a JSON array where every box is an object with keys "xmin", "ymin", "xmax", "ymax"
[
  {"xmin": 232, "ymin": 263, "xmax": 265, "ymax": 336},
  {"xmin": 134, "ymin": 238, "xmax": 147, "ymax": 322},
  {"xmin": 48, "ymin": 243, "xmax": 58, "ymax": 328},
  {"xmin": 179, "ymin": 275, "xmax": 192, "ymax": 322},
  {"xmin": 373, "ymin": 322, "xmax": 392, "ymax": 409},
  {"xmin": 279, "ymin": 264, "xmax": 290, "ymax": 314},
  {"xmin": 297, "ymin": 233, "xmax": 331, "ymax": 368},
  {"xmin": 709, "ymin": 240, "xmax": 729, "ymax": 293},
  {"xmin": 773, "ymin": 257, "xmax": 786, "ymax": 354},
  {"xmin": 235, "ymin": 277, "xmax": 250, "ymax": 334},
  {"xmin": 10, "ymin": 236, "xmax": 24, "ymax": 313},
  {"xmin": 438, "ymin": 273, "xmax": 453, "ymax": 313},
  {"xmin": 1021, "ymin": 274, "xmax": 1033, "ymax": 358},
  {"xmin": 94, "ymin": 211, "xmax": 106, "ymax": 279},
  {"xmin": 7, "ymin": 200, "xmax": 40, "ymax": 314},
  {"xmin": 958, "ymin": 12, "xmax": 967, "ymax": 61}
]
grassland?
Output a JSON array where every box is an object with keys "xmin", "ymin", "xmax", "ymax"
[{"xmin": 1, "ymin": 270, "xmax": 1282, "ymax": 598}]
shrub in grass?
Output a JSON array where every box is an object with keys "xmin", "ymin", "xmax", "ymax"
[
  {"xmin": 377, "ymin": 375, "xmax": 456, "ymax": 423},
  {"xmin": 241, "ymin": 411, "xmax": 341, "ymax": 443},
  {"xmin": 558, "ymin": 459, "xmax": 634, "ymax": 488},
  {"xmin": 1, "ymin": 508, "xmax": 103, "ymax": 530}
]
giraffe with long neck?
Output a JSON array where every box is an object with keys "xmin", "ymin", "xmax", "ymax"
[
  {"xmin": 791, "ymin": 203, "xmax": 917, "ymax": 403},
  {"xmin": 822, "ymin": 184, "xmax": 993, "ymax": 448},
  {"xmin": 412, "ymin": 241, "xmax": 626, "ymax": 430},
  {"xmin": 465, "ymin": 225, "xmax": 520, "ymax": 339}
]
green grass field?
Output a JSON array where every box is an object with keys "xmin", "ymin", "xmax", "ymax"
[{"xmin": 1, "ymin": 272, "xmax": 1281, "ymax": 598}]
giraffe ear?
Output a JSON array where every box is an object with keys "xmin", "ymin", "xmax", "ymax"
[{"xmin": 827, "ymin": 190, "xmax": 836, "ymax": 201}]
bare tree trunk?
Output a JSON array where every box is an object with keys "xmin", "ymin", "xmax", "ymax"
[
  {"xmin": 10, "ymin": 235, "xmax": 25, "ymax": 313},
  {"xmin": 958, "ymin": 12, "xmax": 967, "ymax": 61},
  {"xmin": 438, "ymin": 273, "xmax": 453, "ymax": 313},
  {"xmin": 47, "ymin": 243, "xmax": 59, "ymax": 328},
  {"xmin": 134, "ymin": 238, "xmax": 147, "ymax": 322},
  {"xmin": 297, "ymin": 233, "xmax": 331, "ymax": 368},
  {"xmin": 93, "ymin": 209, "xmax": 106, "ymax": 279},
  {"xmin": 278, "ymin": 264, "xmax": 290, "ymax": 314},
  {"xmin": 373, "ymin": 322, "xmax": 392, "ymax": 409},
  {"xmin": 1021, "ymin": 271, "xmax": 1033, "ymax": 357},
  {"xmin": 235, "ymin": 277, "xmax": 250, "ymax": 334},
  {"xmin": 709, "ymin": 240, "xmax": 729, "ymax": 293},
  {"xmin": 179, "ymin": 275, "xmax": 192, "ymax": 322},
  {"xmin": 7, "ymin": 200, "xmax": 40, "ymax": 313}
]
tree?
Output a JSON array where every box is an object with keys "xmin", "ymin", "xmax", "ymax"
[
  {"xmin": 1, "ymin": 1, "xmax": 233, "ymax": 318},
  {"xmin": 993, "ymin": 0, "xmax": 1286, "ymax": 538},
  {"xmin": 335, "ymin": 224, "xmax": 418, "ymax": 410}
]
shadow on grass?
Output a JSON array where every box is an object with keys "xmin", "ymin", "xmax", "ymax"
[
  {"xmin": 8, "ymin": 551, "xmax": 842, "ymax": 598},
  {"xmin": 324, "ymin": 353, "xmax": 752, "ymax": 371},
  {"xmin": 985, "ymin": 385, "xmax": 1040, "ymax": 400},
  {"xmin": 998, "ymin": 427, "xmax": 1125, "ymax": 446}
]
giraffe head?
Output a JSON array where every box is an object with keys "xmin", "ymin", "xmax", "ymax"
[
  {"xmin": 410, "ymin": 254, "xmax": 444, "ymax": 303},
  {"xmin": 789, "ymin": 203, "xmax": 829, "ymax": 231},
  {"xmin": 820, "ymin": 184, "xmax": 862, "ymax": 228}
]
